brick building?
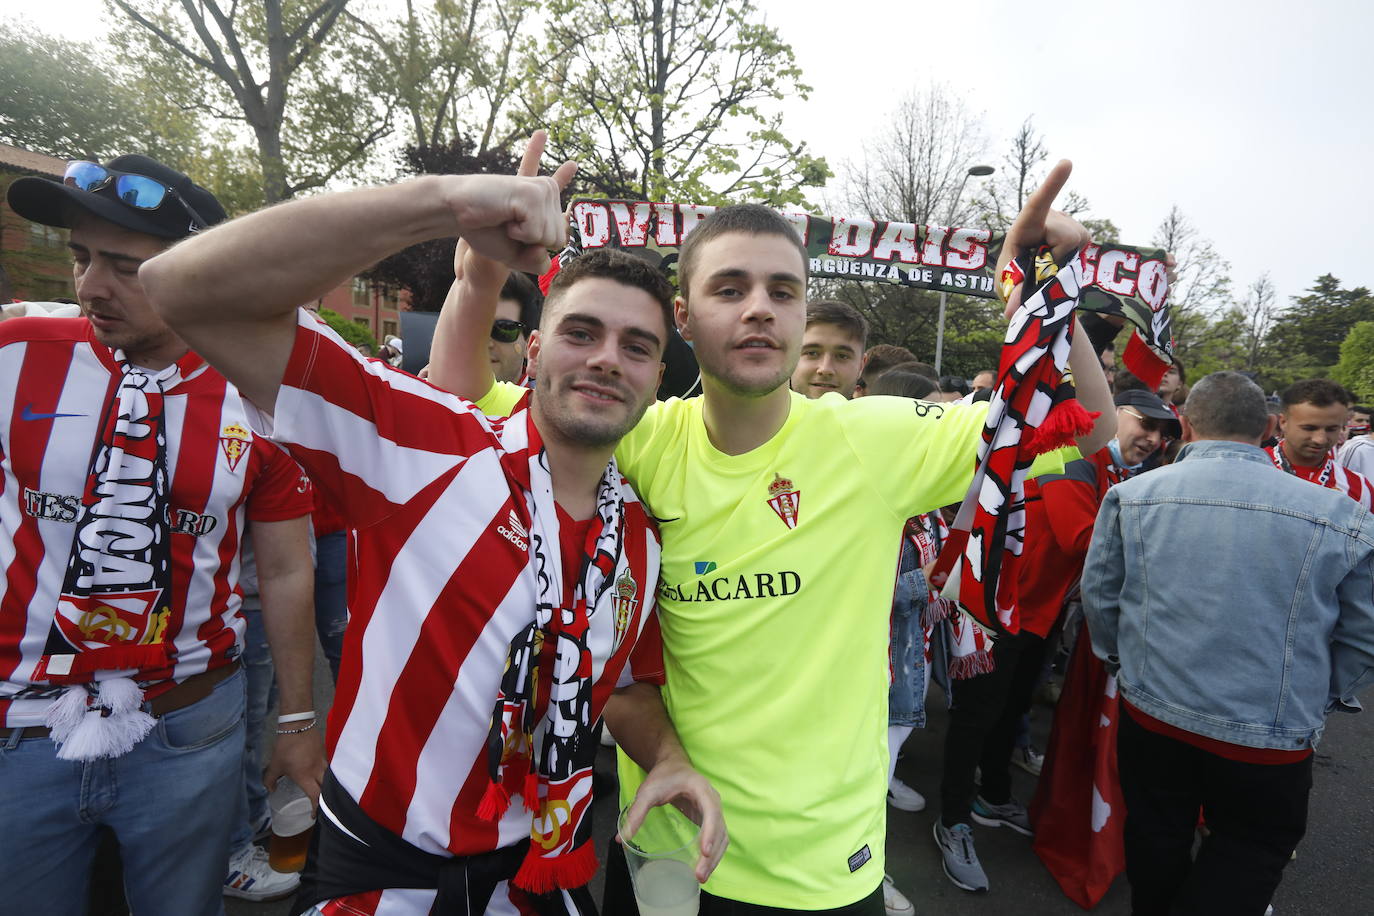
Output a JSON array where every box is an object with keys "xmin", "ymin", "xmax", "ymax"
[
  {"xmin": 0, "ymin": 144, "xmax": 75, "ymax": 302},
  {"xmin": 0, "ymin": 142, "xmax": 407, "ymax": 344}
]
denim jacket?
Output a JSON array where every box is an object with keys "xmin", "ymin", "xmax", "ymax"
[
  {"xmin": 1082, "ymin": 439, "xmax": 1374, "ymax": 749},
  {"xmin": 888, "ymin": 535, "xmax": 927, "ymax": 728}
]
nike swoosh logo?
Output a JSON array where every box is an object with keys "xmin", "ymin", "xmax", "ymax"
[{"xmin": 20, "ymin": 405, "xmax": 86, "ymax": 421}]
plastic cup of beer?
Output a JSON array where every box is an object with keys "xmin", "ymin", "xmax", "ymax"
[
  {"xmin": 619, "ymin": 804, "xmax": 700, "ymax": 916},
  {"xmin": 268, "ymin": 777, "xmax": 315, "ymax": 873}
]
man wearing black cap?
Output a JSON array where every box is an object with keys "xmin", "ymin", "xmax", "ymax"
[
  {"xmin": 933, "ymin": 388, "xmax": 1180, "ymax": 891},
  {"xmin": 0, "ymin": 156, "xmax": 324, "ymax": 913}
]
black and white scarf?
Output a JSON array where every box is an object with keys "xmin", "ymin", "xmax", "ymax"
[{"xmin": 35, "ymin": 357, "xmax": 181, "ymax": 760}]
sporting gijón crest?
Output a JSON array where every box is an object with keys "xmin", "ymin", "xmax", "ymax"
[{"xmin": 766, "ymin": 473, "xmax": 800, "ymax": 529}]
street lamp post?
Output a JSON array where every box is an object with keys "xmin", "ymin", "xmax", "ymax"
[{"xmin": 933, "ymin": 163, "xmax": 995, "ymax": 376}]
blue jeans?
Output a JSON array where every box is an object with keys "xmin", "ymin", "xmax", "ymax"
[
  {"xmin": 231, "ymin": 604, "xmax": 274, "ymax": 852},
  {"xmin": 314, "ymin": 530, "xmax": 348, "ymax": 683},
  {"xmin": 0, "ymin": 667, "xmax": 247, "ymax": 916}
]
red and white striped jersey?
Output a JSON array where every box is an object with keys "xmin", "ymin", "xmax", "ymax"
[
  {"xmin": 246, "ymin": 311, "xmax": 663, "ymax": 858},
  {"xmin": 1265, "ymin": 443, "xmax": 1374, "ymax": 509},
  {"xmin": 0, "ymin": 317, "xmax": 313, "ymax": 726}
]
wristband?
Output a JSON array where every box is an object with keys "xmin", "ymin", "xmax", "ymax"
[
  {"xmin": 277, "ymin": 710, "xmax": 317, "ymax": 724},
  {"xmin": 277, "ymin": 719, "xmax": 318, "ymax": 735}
]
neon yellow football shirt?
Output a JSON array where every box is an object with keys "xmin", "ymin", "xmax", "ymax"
[{"xmin": 478, "ymin": 383, "xmax": 1067, "ymax": 907}]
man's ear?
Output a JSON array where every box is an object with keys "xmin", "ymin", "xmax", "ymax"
[
  {"xmin": 674, "ymin": 295, "xmax": 691, "ymax": 340},
  {"xmin": 526, "ymin": 328, "xmax": 542, "ymax": 370},
  {"xmin": 1179, "ymin": 414, "xmax": 1197, "ymax": 443}
]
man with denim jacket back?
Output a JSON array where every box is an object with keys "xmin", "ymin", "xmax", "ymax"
[{"xmin": 1082, "ymin": 370, "xmax": 1374, "ymax": 916}]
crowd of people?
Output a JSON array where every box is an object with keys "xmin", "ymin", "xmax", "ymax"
[{"xmin": 0, "ymin": 134, "xmax": 1369, "ymax": 916}]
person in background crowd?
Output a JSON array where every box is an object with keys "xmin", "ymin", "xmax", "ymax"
[
  {"xmin": 970, "ymin": 368, "xmax": 996, "ymax": 391},
  {"xmin": 1083, "ymin": 371, "xmax": 1374, "ymax": 916},
  {"xmin": 141, "ymin": 135, "xmax": 724, "ymax": 914},
  {"xmin": 933, "ymin": 375, "xmax": 971, "ymax": 402},
  {"xmin": 488, "ymin": 270, "xmax": 542, "ymax": 384},
  {"xmin": 868, "ymin": 366, "xmax": 938, "ymax": 400},
  {"xmin": 1, "ymin": 154, "xmax": 323, "ymax": 914},
  {"xmin": 1156, "ymin": 358, "xmax": 1186, "ymax": 407},
  {"xmin": 1268, "ymin": 379, "xmax": 1374, "ymax": 508},
  {"xmin": 855, "ymin": 343, "xmax": 918, "ymax": 396},
  {"xmin": 789, "ymin": 299, "xmax": 868, "ymax": 399},
  {"xmin": 1099, "ymin": 343, "xmax": 1118, "ymax": 392},
  {"xmin": 931, "ymin": 386, "xmax": 1180, "ymax": 893},
  {"xmin": 1336, "ymin": 404, "xmax": 1374, "ymax": 478}
]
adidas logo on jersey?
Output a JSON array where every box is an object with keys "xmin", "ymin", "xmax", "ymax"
[{"xmin": 498, "ymin": 509, "xmax": 528, "ymax": 550}]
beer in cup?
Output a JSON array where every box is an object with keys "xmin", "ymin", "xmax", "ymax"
[{"xmin": 268, "ymin": 777, "xmax": 315, "ymax": 873}]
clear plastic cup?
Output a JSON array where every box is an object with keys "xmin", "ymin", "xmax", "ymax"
[
  {"xmin": 619, "ymin": 805, "xmax": 700, "ymax": 916},
  {"xmin": 267, "ymin": 777, "xmax": 315, "ymax": 873}
]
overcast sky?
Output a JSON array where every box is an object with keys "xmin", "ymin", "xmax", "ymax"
[{"xmin": 10, "ymin": 0, "xmax": 1370, "ymax": 309}]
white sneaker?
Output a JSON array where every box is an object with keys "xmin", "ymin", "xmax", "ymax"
[
  {"xmin": 887, "ymin": 776, "xmax": 927, "ymax": 812},
  {"xmin": 883, "ymin": 874, "xmax": 915, "ymax": 916},
  {"xmin": 224, "ymin": 843, "xmax": 300, "ymax": 902}
]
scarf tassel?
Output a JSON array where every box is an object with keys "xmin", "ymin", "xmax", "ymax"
[
  {"xmin": 46, "ymin": 678, "xmax": 155, "ymax": 761},
  {"xmin": 513, "ymin": 841, "xmax": 599, "ymax": 895},
  {"xmin": 948, "ymin": 650, "xmax": 996, "ymax": 681},
  {"xmin": 476, "ymin": 779, "xmax": 512, "ymax": 822},
  {"xmin": 920, "ymin": 596, "xmax": 955, "ymax": 632},
  {"xmin": 1028, "ymin": 399, "xmax": 1100, "ymax": 455},
  {"xmin": 522, "ymin": 767, "xmax": 541, "ymax": 814}
]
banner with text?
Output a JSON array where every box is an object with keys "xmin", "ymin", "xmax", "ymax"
[{"xmin": 555, "ymin": 199, "xmax": 1174, "ymax": 376}]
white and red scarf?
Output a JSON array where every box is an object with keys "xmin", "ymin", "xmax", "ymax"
[
  {"xmin": 909, "ymin": 513, "xmax": 994, "ymax": 679},
  {"xmin": 930, "ymin": 246, "xmax": 1098, "ymax": 638},
  {"xmin": 1268, "ymin": 440, "xmax": 1335, "ymax": 487},
  {"xmin": 34, "ymin": 357, "xmax": 184, "ymax": 760},
  {"xmin": 477, "ymin": 418, "xmax": 633, "ymax": 894}
]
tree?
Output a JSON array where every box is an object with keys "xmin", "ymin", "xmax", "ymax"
[
  {"xmin": 1264, "ymin": 274, "xmax": 1374, "ymax": 380},
  {"xmin": 0, "ymin": 28, "xmax": 201, "ymax": 164},
  {"xmin": 108, "ymin": 0, "xmax": 390, "ymax": 204},
  {"xmin": 527, "ymin": 0, "xmax": 828, "ymax": 206},
  {"xmin": 844, "ymin": 85, "xmax": 989, "ymax": 229},
  {"xmin": 318, "ymin": 308, "xmax": 378, "ymax": 352},
  {"xmin": 1150, "ymin": 206, "xmax": 1233, "ymax": 367},
  {"xmin": 1335, "ymin": 321, "xmax": 1374, "ymax": 403},
  {"xmin": 361, "ymin": 137, "xmax": 522, "ymax": 312}
]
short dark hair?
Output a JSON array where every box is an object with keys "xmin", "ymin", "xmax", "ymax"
[
  {"xmin": 1352, "ymin": 405, "xmax": 1373, "ymax": 417},
  {"xmin": 889, "ymin": 359, "xmax": 938, "ymax": 378},
  {"xmin": 1185, "ymin": 372, "xmax": 1269, "ymax": 440},
  {"xmin": 500, "ymin": 271, "xmax": 542, "ymax": 332},
  {"xmin": 1112, "ymin": 369, "xmax": 1151, "ymax": 394},
  {"xmin": 1281, "ymin": 378, "xmax": 1352, "ymax": 411},
  {"xmin": 1167, "ymin": 357, "xmax": 1187, "ymax": 383},
  {"xmin": 678, "ymin": 204, "xmax": 808, "ymax": 301},
  {"xmin": 543, "ymin": 248, "xmax": 675, "ymax": 346},
  {"xmin": 804, "ymin": 300, "xmax": 868, "ymax": 349},
  {"xmin": 868, "ymin": 367, "xmax": 937, "ymax": 399},
  {"xmin": 863, "ymin": 344, "xmax": 919, "ymax": 378}
]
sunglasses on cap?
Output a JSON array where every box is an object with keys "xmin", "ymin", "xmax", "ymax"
[
  {"xmin": 491, "ymin": 318, "xmax": 527, "ymax": 343},
  {"xmin": 64, "ymin": 160, "xmax": 210, "ymax": 230}
]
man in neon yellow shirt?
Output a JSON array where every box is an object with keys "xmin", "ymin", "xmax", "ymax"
[{"xmin": 435, "ymin": 162, "xmax": 1115, "ymax": 912}]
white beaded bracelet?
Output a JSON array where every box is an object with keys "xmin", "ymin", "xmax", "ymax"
[
  {"xmin": 277, "ymin": 710, "xmax": 318, "ymax": 724},
  {"xmin": 277, "ymin": 719, "xmax": 318, "ymax": 735}
]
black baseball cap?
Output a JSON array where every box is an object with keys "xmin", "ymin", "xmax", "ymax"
[
  {"xmin": 7, "ymin": 154, "xmax": 227, "ymax": 241},
  {"xmin": 1115, "ymin": 389, "xmax": 1182, "ymax": 436}
]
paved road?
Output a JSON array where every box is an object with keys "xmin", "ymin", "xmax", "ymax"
[{"xmin": 227, "ymin": 669, "xmax": 1374, "ymax": 916}]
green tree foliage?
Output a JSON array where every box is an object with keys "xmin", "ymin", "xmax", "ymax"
[
  {"xmin": 527, "ymin": 0, "xmax": 829, "ymax": 206},
  {"xmin": 318, "ymin": 308, "xmax": 378, "ymax": 352},
  {"xmin": 1149, "ymin": 206, "xmax": 1232, "ymax": 369},
  {"xmin": 1264, "ymin": 275, "xmax": 1374, "ymax": 379},
  {"xmin": 1335, "ymin": 322, "xmax": 1374, "ymax": 403},
  {"xmin": 0, "ymin": 28, "xmax": 200, "ymax": 165},
  {"xmin": 108, "ymin": 0, "xmax": 389, "ymax": 204}
]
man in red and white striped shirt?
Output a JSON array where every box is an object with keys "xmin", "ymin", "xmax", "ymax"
[
  {"xmin": 1266, "ymin": 378, "xmax": 1374, "ymax": 508},
  {"xmin": 1, "ymin": 155, "xmax": 323, "ymax": 913},
  {"xmin": 142, "ymin": 133, "xmax": 725, "ymax": 914}
]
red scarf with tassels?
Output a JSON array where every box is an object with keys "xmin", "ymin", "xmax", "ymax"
[{"xmin": 930, "ymin": 246, "xmax": 1098, "ymax": 638}]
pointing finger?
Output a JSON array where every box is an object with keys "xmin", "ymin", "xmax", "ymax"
[
  {"xmin": 1007, "ymin": 159, "xmax": 1072, "ymax": 252},
  {"xmin": 518, "ymin": 130, "xmax": 546, "ymax": 178}
]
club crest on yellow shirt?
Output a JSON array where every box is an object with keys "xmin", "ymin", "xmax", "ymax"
[
  {"xmin": 219, "ymin": 423, "xmax": 252, "ymax": 472},
  {"xmin": 767, "ymin": 472, "xmax": 801, "ymax": 529}
]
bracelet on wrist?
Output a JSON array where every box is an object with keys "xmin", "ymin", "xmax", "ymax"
[
  {"xmin": 276, "ymin": 718, "xmax": 318, "ymax": 736},
  {"xmin": 277, "ymin": 710, "xmax": 317, "ymax": 724}
]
